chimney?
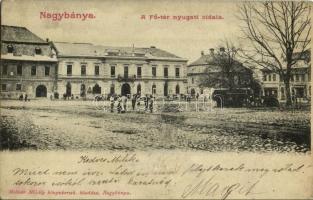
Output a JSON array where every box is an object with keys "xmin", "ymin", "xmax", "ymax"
[
  {"xmin": 46, "ymin": 38, "xmax": 49, "ymax": 42},
  {"xmin": 220, "ymin": 47, "xmax": 225, "ymax": 52},
  {"xmin": 209, "ymin": 48, "xmax": 214, "ymax": 55},
  {"xmin": 201, "ymin": 51, "xmax": 204, "ymax": 56}
]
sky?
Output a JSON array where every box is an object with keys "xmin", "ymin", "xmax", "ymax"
[{"xmin": 2, "ymin": 0, "xmax": 244, "ymax": 63}]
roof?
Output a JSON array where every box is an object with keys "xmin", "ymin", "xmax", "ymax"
[
  {"xmin": 188, "ymin": 53, "xmax": 250, "ymax": 73},
  {"xmin": 261, "ymin": 50, "xmax": 311, "ymax": 72},
  {"xmin": 1, "ymin": 25, "xmax": 47, "ymax": 44},
  {"xmin": 53, "ymin": 42, "xmax": 187, "ymax": 61},
  {"xmin": 292, "ymin": 49, "xmax": 311, "ymax": 62},
  {"xmin": 188, "ymin": 54, "xmax": 216, "ymax": 66},
  {"xmin": 262, "ymin": 66, "xmax": 311, "ymax": 74}
]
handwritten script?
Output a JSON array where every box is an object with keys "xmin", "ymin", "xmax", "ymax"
[{"xmin": 2, "ymin": 152, "xmax": 311, "ymax": 199}]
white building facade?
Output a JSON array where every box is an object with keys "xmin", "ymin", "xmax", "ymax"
[{"xmin": 53, "ymin": 42, "xmax": 188, "ymax": 99}]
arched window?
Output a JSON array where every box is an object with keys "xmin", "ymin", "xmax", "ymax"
[
  {"xmin": 175, "ymin": 84, "xmax": 180, "ymax": 94},
  {"xmin": 137, "ymin": 84, "xmax": 141, "ymax": 95},
  {"xmin": 152, "ymin": 84, "xmax": 156, "ymax": 94}
]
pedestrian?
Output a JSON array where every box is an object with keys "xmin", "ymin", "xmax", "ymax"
[
  {"xmin": 187, "ymin": 95, "xmax": 191, "ymax": 103},
  {"xmin": 149, "ymin": 95, "xmax": 154, "ymax": 113},
  {"xmin": 196, "ymin": 93, "xmax": 199, "ymax": 101},
  {"xmin": 121, "ymin": 95, "xmax": 127, "ymax": 113},
  {"xmin": 24, "ymin": 94, "xmax": 28, "ymax": 102},
  {"xmin": 145, "ymin": 94, "xmax": 149, "ymax": 111},
  {"xmin": 110, "ymin": 95, "xmax": 115, "ymax": 113},
  {"xmin": 117, "ymin": 96, "xmax": 122, "ymax": 113},
  {"xmin": 131, "ymin": 94, "xmax": 136, "ymax": 110},
  {"xmin": 19, "ymin": 94, "xmax": 23, "ymax": 101},
  {"xmin": 136, "ymin": 95, "xmax": 141, "ymax": 112}
]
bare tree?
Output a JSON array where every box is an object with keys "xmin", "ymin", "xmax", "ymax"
[
  {"xmin": 199, "ymin": 40, "xmax": 252, "ymax": 90},
  {"xmin": 238, "ymin": 2, "xmax": 311, "ymax": 106}
]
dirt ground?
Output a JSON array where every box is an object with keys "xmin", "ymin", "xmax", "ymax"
[{"xmin": 0, "ymin": 100, "xmax": 310, "ymax": 153}]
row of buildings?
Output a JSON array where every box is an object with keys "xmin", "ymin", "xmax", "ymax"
[
  {"xmin": 1, "ymin": 25, "xmax": 187, "ymax": 99},
  {"xmin": 0, "ymin": 25, "xmax": 311, "ymax": 103}
]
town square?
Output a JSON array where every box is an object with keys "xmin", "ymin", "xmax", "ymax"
[{"xmin": 0, "ymin": 1, "xmax": 311, "ymax": 153}]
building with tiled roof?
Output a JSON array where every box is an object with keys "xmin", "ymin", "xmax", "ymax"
[
  {"xmin": 261, "ymin": 49, "xmax": 311, "ymax": 103},
  {"xmin": 0, "ymin": 25, "xmax": 188, "ymax": 99},
  {"xmin": 187, "ymin": 48, "xmax": 254, "ymax": 101},
  {"xmin": 1, "ymin": 25, "xmax": 58, "ymax": 99},
  {"xmin": 53, "ymin": 42, "xmax": 188, "ymax": 98}
]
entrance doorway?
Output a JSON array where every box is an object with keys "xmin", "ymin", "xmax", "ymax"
[
  {"xmin": 36, "ymin": 85, "xmax": 47, "ymax": 97},
  {"xmin": 121, "ymin": 83, "xmax": 131, "ymax": 96},
  {"xmin": 92, "ymin": 84, "xmax": 101, "ymax": 94}
]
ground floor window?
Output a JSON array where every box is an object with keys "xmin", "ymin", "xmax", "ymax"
[
  {"xmin": 16, "ymin": 83, "xmax": 22, "ymax": 91},
  {"xmin": 295, "ymin": 87, "xmax": 305, "ymax": 98},
  {"xmin": 1, "ymin": 84, "xmax": 7, "ymax": 91},
  {"xmin": 264, "ymin": 88, "xmax": 278, "ymax": 98},
  {"xmin": 175, "ymin": 84, "xmax": 180, "ymax": 94},
  {"xmin": 152, "ymin": 84, "xmax": 156, "ymax": 94},
  {"xmin": 110, "ymin": 84, "xmax": 115, "ymax": 95}
]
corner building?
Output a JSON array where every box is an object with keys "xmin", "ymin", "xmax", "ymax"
[{"xmin": 0, "ymin": 25, "xmax": 57, "ymax": 99}]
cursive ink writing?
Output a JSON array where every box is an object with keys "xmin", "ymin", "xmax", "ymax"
[{"xmin": 181, "ymin": 174, "xmax": 262, "ymax": 199}]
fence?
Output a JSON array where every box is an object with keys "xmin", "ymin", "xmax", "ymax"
[{"xmin": 92, "ymin": 97, "xmax": 222, "ymax": 113}]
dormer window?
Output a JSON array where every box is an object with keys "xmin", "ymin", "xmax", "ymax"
[
  {"xmin": 35, "ymin": 47, "xmax": 42, "ymax": 55},
  {"xmin": 7, "ymin": 45, "xmax": 14, "ymax": 53}
]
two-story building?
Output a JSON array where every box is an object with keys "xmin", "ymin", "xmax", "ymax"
[
  {"xmin": 187, "ymin": 48, "xmax": 254, "ymax": 98},
  {"xmin": 0, "ymin": 25, "xmax": 58, "ymax": 99},
  {"xmin": 53, "ymin": 42, "xmax": 188, "ymax": 99},
  {"xmin": 261, "ymin": 50, "xmax": 311, "ymax": 103}
]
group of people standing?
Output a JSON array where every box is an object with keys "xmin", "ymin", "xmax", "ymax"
[
  {"xmin": 18, "ymin": 94, "xmax": 29, "ymax": 101},
  {"xmin": 109, "ymin": 94, "xmax": 154, "ymax": 113}
]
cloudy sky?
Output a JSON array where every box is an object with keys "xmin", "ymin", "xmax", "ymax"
[{"xmin": 2, "ymin": 0, "xmax": 243, "ymax": 63}]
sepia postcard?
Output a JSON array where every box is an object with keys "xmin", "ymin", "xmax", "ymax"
[{"xmin": 0, "ymin": 0, "xmax": 312, "ymax": 199}]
